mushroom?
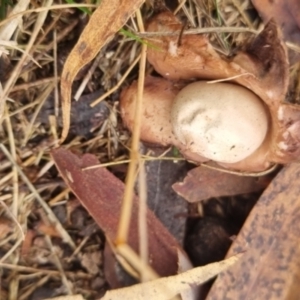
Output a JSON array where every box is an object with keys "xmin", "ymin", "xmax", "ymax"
[
  {"xmin": 170, "ymin": 81, "xmax": 269, "ymax": 164},
  {"xmin": 120, "ymin": 77, "xmax": 270, "ymax": 169},
  {"xmin": 120, "ymin": 11, "xmax": 300, "ymax": 172}
]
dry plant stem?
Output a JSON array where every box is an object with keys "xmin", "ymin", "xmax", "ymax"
[
  {"xmin": 44, "ymin": 235, "xmax": 73, "ymax": 295},
  {"xmin": 49, "ymin": 188, "xmax": 71, "ymax": 205},
  {"xmin": 9, "ymin": 276, "xmax": 19, "ymax": 300},
  {"xmin": 286, "ymin": 41, "xmax": 300, "ymax": 54},
  {"xmin": 22, "ymin": 83, "xmax": 55, "ymax": 146},
  {"xmin": 116, "ymin": 9, "xmax": 146, "ymax": 245},
  {"xmin": 0, "ymin": 237, "xmax": 23, "ymax": 263},
  {"xmin": 49, "ymin": 115, "xmax": 59, "ymax": 148},
  {"xmin": 53, "ymin": 30, "xmax": 59, "ymax": 118},
  {"xmin": 231, "ymin": 0, "xmax": 254, "ymax": 29},
  {"xmin": 0, "ymin": 42, "xmax": 39, "ymax": 66},
  {"xmin": 66, "ymin": 235, "xmax": 90, "ymax": 263},
  {"xmin": 117, "ymin": 243, "xmax": 158, "ymax": 280},
  {"xmin": 10, "ymin": 77, "xmax": 58, "ymax": 93},
  {"xmin": 137, "ymin": 27, "xmax": 257, "ymax": 37},
  {"xmin": 90, "ymin": 54, "xmax": 141, "ymax": 107},
  {"xmin": 44, "ymin": 19, "xmax": 78, "ymax": 52},
  {"xmin": 207, "ymin": 73, "xmax": 252, "ymax": 83},
  {"xmin": 18, "ymin": 275, "xmax": 51, "ymax": 300},
  {"xmin": 0, "ymin": 4, "xmax": 97, "ymax": 28},
  {"xmin": 0, "ymin": 0, "xmax": 53, "ymax": 122},
  {"xmin": 81, "ymin": 155, "xmax": 185, "ymax": 171},
  {"xmin": 74, "ymin": 51, "xmax": 104, "ymax": 101},
  {"xmin": 4, "ymin": 106, "xmax": 18, "ymax": 218},
  {"xmin": 0, "ymin": 0, "xmax": 30, "ymax": 46},
  {"xmin": 138, "ymin": 162, "xmax": 149, "ymax": 282},
  {"xmin": 36, "ymin": 160, "xmax": 55, "ymax": 179},
  {"xmin": 174, "ymin": 0, "xmax": 187, "ymax": 15},
  {"xmin": 0, "ymin": 194, "xmax": 12, "ymax": 201},
  {"xmin": 28, "ymin": 19, "xmax": 79, "ymax": 68},
  {"xmin": 0, "ymin": 173, "xmax": 14, "ymax": 188},
  {"xmin": 18, "ymin": 273, "xmax": 45, "ymax": 281},
  {"xmin": 200, "ymin": 162, "xmax": 278, "ymax": 177},
  {"xmin": 0, "ymin": 199, "xmax": 24, "ymax": 240},
  {"xmin": 0, "ymin": 144, "xmax": 75, "ymax": 249},
  {"xmin": 0, "ymin": 262, "xmax": 92, "ymax": 278},
  {"xmin": 176, "ymin": 0, "xmax": 196, "ymax": 27},
  {"xmin": 0, "ymin": 233, "xmax": 16, "ymax": 248},
  {"xmin": 29, "ymin": 9, "xmax": 62, "ymax": 56}
]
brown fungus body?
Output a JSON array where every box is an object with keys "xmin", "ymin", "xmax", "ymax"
[{"xmin": 120, "ymin": 12, "xmax": 300, "ymax": 172}]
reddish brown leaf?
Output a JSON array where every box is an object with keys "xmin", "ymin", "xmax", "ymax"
[
  {"xmin": 51, "ymin": 148, "xmax": 182, "ymax": 277},
  {"xmin": 207, "ymin": 163, "xmax": 300, "ymax": 299},
  {"xmin": 252, "ymin": 0, "xmax": 300, "ymax": 63},
  {"xmin": 173, "ymin": 166, "xmax": 270, "ymax": 202}
]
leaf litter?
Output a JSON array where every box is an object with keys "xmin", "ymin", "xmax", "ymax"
[{"xmin": 0, "ymin": 0, "xmax": 300, "ymax": 299}]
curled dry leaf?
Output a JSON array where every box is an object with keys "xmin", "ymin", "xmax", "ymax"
[
  {"xmin": 172, "ymin": 166, "xmax": 271, "ymax": 203},
  {"xmin": 120, "ymin": 12, "xmax": 300, "ymax": 172},
  {"xmin": 207, "ymin": 163, "xmax": 300, "ymax": 299},
  {"xmin": 60, "ymin": 0, "xmax": 144, "ymax": 142},
  {"xmin": 51, "ymin": 148, "xmax": 183, "ymax": 278}
]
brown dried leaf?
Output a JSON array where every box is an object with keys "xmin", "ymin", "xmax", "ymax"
[
  {"xmin": 140, "ymin": 147, "xmax": 188, "ymax": 244},
  {"xmin": 51, "ymin": 148, "xmax": 182, "ymax": 277},
  {"xmin": 207, "ymin": 163, "xmax": 300, "ymax": 299},
  {"xmin": 45, "ymin": 296, "xmax": 84, "ymax": 300},
  {"xmin": 60, "ymin": 0, "xmax": 144, "ymax": 142},
  {"xmin": 252, "ymin": 0, "xmax": 300, "ymax": 63},
  {"xmin": 173, "ymin": 166, "xmax": 270, "ymax": 203},
  {"xmin": 101, "ymin": 254, "xmax": 241, "ymax": 300}
]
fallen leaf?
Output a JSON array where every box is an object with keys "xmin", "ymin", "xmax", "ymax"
[
  {"xmin": 101, "ymin": 254, "xmax": 241, "ymax": 300},
  {"xmin": 173, "ymin": 166, "xmax": 270, "ymax": 203},
  {"xmin": 51, "ymin": 148, "xmax": 183, "ymax": 277},
  {"xmin": 207, "ymin": 163, "xmax": 300, "ymax": 299},
  {"xmin": 252, "ymin": 0, "xmax": 300, "ymax": 63},
  {"xmin": 177, "ymin": 249, "xmax": 200, "ymax": 300},
  {"xmin": 45, "ymin": 295, "xmax": 84, "ymax": 300},
  {"xmin": 60, "ymin": 0, "xmax": 144, "ymax": 142},
  {"xmin": 139, "ymin": 147, "xmax": 188, "ymax": 244}
]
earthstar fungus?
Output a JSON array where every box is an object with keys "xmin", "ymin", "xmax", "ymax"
[{"xmin": 120, "ymin": 12, "xmax": 300, "ymax": 172}]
